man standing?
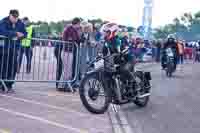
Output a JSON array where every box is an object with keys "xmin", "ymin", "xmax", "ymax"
[
  {"xmin": 177, "ymin": 40, "xmax": 184, "ymax": 64},
  {"xmin": 18, "ymin": 17, "xmax": 35, "ymax": 73},
  {"xmin": 53, "ymin": 33, "xmax": 63, "ymax": 90},
  {"xmin": 0, "ymin": 10, "xmax": 27, "ymax": 92},
  {"xmin": 60, "ymin": 18, "xmax": 81, "ymax": 92},
  {"xmin": 155, "ymin": 39, "xmax": 162, "ymax": 62}
]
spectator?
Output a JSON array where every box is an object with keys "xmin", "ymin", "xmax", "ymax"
[
  {"xmin": 60, "ymin": 17, "xmax": 81, "ymax": 92},
  {"xmin": 121, "ymin": 33, "xmax": 129, "ymax": 47},
  {"xmin": 151, "ymin": 40, "xmax": 157, "ymax": 60},
  {"xmin": 82, "ymin": 22, "xmax": 96, "ymax": 62},
  {"xmin": 177, "ymin": 40, "xmax": 184, "ymax": 64},
  {"xmin": 18, "ymin": 17, "xmax": 35, "ymax": 73},
  {"xmin": 135, "ymin": 37, "xmax": 142, "ymax": 59},
  {"xmin": 194, "ymin": 41, "xmax": 200, "ymax": 62},
  {"xmin": 0, "ymin": 9, "xmax": 27, "ymax": 92},
  {"xmin": 155, "ymin": 39, "xmax": 162, "ymax": 62},
  {"xmin": 138, "ymin": 39, "xmax": 146, "ymax": 61},
  {"xmin": 79, "ymin": 21, "xmax": 94, "ymax": 80},
  {"xmin": 184, "ymin": 42, "xmax": 193, "ymax": 60},
  {"xmin": 53, "ymin": 33, "xmax": 63, "ymax": 90},
  {"xmin": 94, "ymin": 26, "xmax": 103, "ymax": 53}
]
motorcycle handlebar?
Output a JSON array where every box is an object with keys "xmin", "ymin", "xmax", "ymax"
[{"xmin": 87, "ymin": 47, "xmax": 129, "ymax": 66}]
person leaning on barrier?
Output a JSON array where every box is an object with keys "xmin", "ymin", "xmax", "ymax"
[
  {"xmin": 52, "ymin": 33, "xmax": 63, "ymax": 90},
  {"xmin": 59, "ymin": 17, "xmax": 82, "ymax": 92},
  {"xmin": 18, "ymin": 17, "xmax": 35, "ymax": 74},
  {"xmin": 0, "ymin": 9, "xmax": 27, "ymax": 92},
  {"xmin": 177, "ymin": 40, "xmax": 185, "ymax": 64}
]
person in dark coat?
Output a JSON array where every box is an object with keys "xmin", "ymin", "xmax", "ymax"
[{"xmin": 0, "ymin": 9, "xmax": 27, "ymax": 92}]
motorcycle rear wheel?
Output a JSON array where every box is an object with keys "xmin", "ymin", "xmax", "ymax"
[{"xmin": 134, "ymin": 71, "xmax": 150, "ymax": 107}]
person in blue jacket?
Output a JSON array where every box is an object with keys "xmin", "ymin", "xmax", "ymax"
[{"xmin": 0, "ymin": 9, "xmax": 27, "ymax": 92}]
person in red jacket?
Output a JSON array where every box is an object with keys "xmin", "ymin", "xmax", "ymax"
[{"xmin": 59, "ymin": 18, "xmax": 81, "ymax": 92}]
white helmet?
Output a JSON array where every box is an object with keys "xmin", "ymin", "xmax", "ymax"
[
  {"xmin": 167, "ymin": 34, "xmax": 176, "ymax": 39},
  {"xmin": 100, "ymin": 23, "xmax": 119, "ymax": 35}
]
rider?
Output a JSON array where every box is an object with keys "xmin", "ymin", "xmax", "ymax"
[
  {"xmin": 161, "ymin": 34, "xmax": 179, "ymax": 70},
  {"xmin": 101, "ymin": 23, "xmax": 135, "ymax": 82}
]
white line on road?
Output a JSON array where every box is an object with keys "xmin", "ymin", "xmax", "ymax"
[
  {"xmin": 0, "ymin": 129, "xmax": 11, "ymax": 133},
  {"xmin": 15, "ymin": 89, "xmax": 104, "ymax": 107},
  {"xmin": 109, "ymin": 105, "xmax": 123, "ymax": 133},
  {"xmin": 109, "ymin": 104, "xmax": 133, "ymax": 133},
  {"xmin": 0, "ymin": 94, "xmax": 107, "ymax": 122},
  {"xmin": 117, "ymin": 110, "xmax": 133, "ymax": 133},
  {"xmin": 0, "ymin": 107, "xmax": 88, "ymax": 133},
  {"xmin": 16, "ymin": 90, "xmax": 81, "ymax": 101}
]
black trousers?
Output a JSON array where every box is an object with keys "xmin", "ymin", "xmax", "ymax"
[
  {"xmin": 71, "ymin": 45, "xmax": 80, "ymax": 85},
  {"xmin": 54, "ymin": 46, "xmax": 63, "ymax": 88},
  {"xmin": 18, "ymin": 47, "xmax": 33, "ymax": 73},
  {"xmin": 0, "ymin": 48, "xmax": 18, "ymax": 88}
]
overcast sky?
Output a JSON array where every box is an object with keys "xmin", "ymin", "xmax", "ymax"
[{"xmin": 0, "ymin": 0, "xmax": 199, "ymax": 28}]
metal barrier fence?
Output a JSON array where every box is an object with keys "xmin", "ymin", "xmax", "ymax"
[{"xmin": 0, "ymin": 36, "xmax": 79, "ymax": 91}]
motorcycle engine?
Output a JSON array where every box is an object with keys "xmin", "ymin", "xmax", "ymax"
[{"xmin": 121, "ymin": 80, "xmax": 136, "ymax": 100}]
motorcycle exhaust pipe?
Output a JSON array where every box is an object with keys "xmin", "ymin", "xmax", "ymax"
[
  {"xmin": 114, "ymin": 78, "xmax": 122, "ymax": 102},
  {"xmin": 138, "ymin": 93, "xmax": 150, "ymax": 98}
]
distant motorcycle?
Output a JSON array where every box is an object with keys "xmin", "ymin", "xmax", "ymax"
[
  {"xmin": 165, "ymin": 48, "xmax": 176, "ymax": 77},
  {"xmin": 79, "ymin": 48, "xmax": 152, "ymax": 114}
]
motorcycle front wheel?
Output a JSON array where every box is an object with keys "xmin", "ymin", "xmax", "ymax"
[
  {"xmin": 166, "ymin": 62, "xmax": 174, "ymax": 77},
  {"xmin": 79, "ymin": 72, "xmax": 112, "ymax": 114}
]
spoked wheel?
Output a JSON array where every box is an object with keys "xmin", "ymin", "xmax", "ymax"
[
  {"xmin": 134, "ymin": 71, "xmax": 150, "ymax": 107},
  {"xmin": 79, "ymin": 72, "xmax": 111, "ymax": 114},
  {"xmin": 166, "ymin": 63, "xmax": 173, "ymax": 77}
]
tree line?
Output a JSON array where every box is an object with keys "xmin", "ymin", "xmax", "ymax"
[{"xmin": 153, "ymin": 11, "xmax": 200, "ymax": 41}]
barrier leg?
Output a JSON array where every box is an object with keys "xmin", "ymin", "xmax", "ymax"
[{"xmin": 0, "ymin": 80, "xmax": 8, "ymax": 93}]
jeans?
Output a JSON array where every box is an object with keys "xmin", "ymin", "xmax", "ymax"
[
  {"xmin": 178, "ymin": 54, "xmax": 184, "ymax": 64},
  {"xmin": 79, "ymin": 46, "xmax": 88, "ymax": 79},
  {"xmin": 54, "ymin": 46, "xmax": 63, "ymax": 88}
]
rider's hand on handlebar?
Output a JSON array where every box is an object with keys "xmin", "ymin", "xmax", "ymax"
[{"xmin": 121, "ymin": 46, "xmax": 129, "ymax": 54}]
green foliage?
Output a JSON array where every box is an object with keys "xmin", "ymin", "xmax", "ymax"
[{"xmin": 154, "ymin": 11, "xmax": 200, "ymax": 40}]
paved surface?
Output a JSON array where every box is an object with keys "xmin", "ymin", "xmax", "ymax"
[
  {"xmin": 122, "ymin": 62, "xmax": 200, "ymax": 133},
  {"xmin": 0, "ymin": 83, "xmax": 113, "ymax": 133},
  {"xmin": 2, "ymin": 45, "xmax": 200, "ymax": 133},
  {"xmin": 0, "ymin": 46, "xmax": 114, "ymax": 133}
]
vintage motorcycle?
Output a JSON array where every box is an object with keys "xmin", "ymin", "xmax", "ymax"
[
  {"xmin": 165, "ymin": 48, "xmax": 176, "ymax": 77},
  {"xmin": 79, "ymin": 47, "xmax": 152, "ymax": 114}
]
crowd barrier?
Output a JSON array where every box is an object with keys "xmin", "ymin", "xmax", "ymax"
[
  {"xmin": 1, "ymin": 35, "xmax": 168, "ymax": 91},
  {"xmin": 0, "ymin": 36, "xmax": 80, "ymax": 91}
]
